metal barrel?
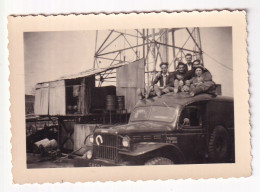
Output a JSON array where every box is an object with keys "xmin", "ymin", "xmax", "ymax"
[
  {"xmin": 116, "ymin": 96, "xmax": 125, "ymax": 110},
  {"xmin": 47, "ymin": 139, "xmax": 58, "ymax": 149},
  {"xmin": 34, "ymin": 138, "xmax": 58, "ymax": 151},
  {"xmin": 34, "ymin": 138, "xmax": 50, "ymax": 148},
  {"xmin": 106, "ymin": 95, "xmax": 116, "ymax": 110},
  {"xmin": 33, "ymin": 138, "xmax": 50, "ymax": 153}
]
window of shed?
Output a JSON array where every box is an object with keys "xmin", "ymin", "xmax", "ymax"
[{"xmin": 65, "ymin": 79, "xmax": 81, "ymax": 114}]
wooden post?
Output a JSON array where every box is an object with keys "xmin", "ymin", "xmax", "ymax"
[
  {"xmin": 94, "ymin": 30, "xmax": 98, "ymax": 68},
  {"xmin": 152, "ymin": 29, "xmax": 156, "ymax": 79},
  {"xmin": 146, "ymin": 29, "xmax": 150, "ymax": 87},
  {"xmin": 197, "ymin": 27, "xmax": 204, "ymax": 65},
  {"xmin": 159, "ymin": 28, "xmax": 169, "ymax": 63},
  {"xmin": 171, "ymin": 29, "xmax": 176, "ymax": 70}
]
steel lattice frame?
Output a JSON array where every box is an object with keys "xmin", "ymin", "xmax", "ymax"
[{"xmin": 93, "ymin": 28, "xmax": 203, "ymax": 87}]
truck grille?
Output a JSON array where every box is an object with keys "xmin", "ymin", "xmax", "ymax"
[{"xmin": 93, "ymin": 134, "xmax": 119, "ymax": 161}]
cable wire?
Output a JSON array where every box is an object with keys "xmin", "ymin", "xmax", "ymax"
[{"xmin": 203, "ymin": 51, "xmax": 233, "ymax": 71}]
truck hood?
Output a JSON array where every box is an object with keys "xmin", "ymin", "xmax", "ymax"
[{"xmin": 95, "ymin": 122, "xmax": 174, "ymax": 135}]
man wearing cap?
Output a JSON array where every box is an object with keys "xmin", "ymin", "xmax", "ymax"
[
  {"xmin": 186, "ymin": 59, "xmax": 206, "ymax": 79},
  {"xmin": 192, "ymin": 59, "xmax": 207, "ymax": 70},
  {"xmin": 137, "ymin": 62, "xmax": 174, "ymax": 99},
  {"xmin": 189, "ymin": 64, "xmax": 216, "ymax": 96}
]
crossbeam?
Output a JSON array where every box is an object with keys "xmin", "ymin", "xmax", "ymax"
[
  {"xmin": 96, "ymin": 30, "xmax": 114, "ymax": 54},
  {"xmin": 155, "ymin": 41, "xmax": 200, "ymax": 53},
  {"xmin": 96, "ymin": 43, "xmax": 149, "ymax": 57},
  {"xmin": 185, "ymin": 28, "xmax": 202, "ymax": 52}
]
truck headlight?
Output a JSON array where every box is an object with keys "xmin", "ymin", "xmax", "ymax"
[
  {"xmin": 85, "ymin": 134, "xmax": 94, "ymax": 146},
  {"xmin": 89, "ymin": 135, "xmax": 94, "ymax": 143},
  {"xmin": 122, "ymin": 136, "xmax": 130, "ymax": 147}
]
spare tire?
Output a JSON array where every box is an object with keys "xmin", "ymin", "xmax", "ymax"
[
  {"xmin": 145, "ymin": 157, "xmax": 173, "ymax": 165},
  {"xmin": 208, "ymin": 126, "xmax": 229, "ymax": 163}
]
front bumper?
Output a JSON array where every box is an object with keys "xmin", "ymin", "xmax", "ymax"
[{"xmin": 89, "ymin": 159, "xmax": 132, "ymax": 167}]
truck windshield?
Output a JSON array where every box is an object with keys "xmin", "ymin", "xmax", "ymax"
[{"xmin": 130, "ymin": 106, "xmax": 177, "ymax": 123}]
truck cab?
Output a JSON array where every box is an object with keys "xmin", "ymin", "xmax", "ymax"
[{"xmin": 86, "ymin": 92, "xmax": 234, "ymax": 166}]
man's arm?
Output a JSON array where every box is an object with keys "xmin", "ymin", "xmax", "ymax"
[
  {"xmin": 190, "ymin": 77, "xmax": 196, "ymax": 84},
  {"xmin": 151, "ymin": 72, "xmax": 161, "ymax": 86},
  {"xmin": 166, "ymin": 73, "xmax": 176, "ymax": 87},
  {"xmin": 202, "ymin": 71, "xmax": 213, "ymax": 81},
  {"xmin": 185, "ymin": 70, "xmax": 194, "ymax": 80}
]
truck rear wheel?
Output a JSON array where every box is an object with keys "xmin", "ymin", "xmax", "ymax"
[
  {"xmin": 208, "ymin": 126, "xmax": 229, "ymax": 162},
  {"xmin": 145, "ymin": 157, "xmax": 173, "ymax": 165}
]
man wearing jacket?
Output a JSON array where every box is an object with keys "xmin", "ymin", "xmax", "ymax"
[
  {"xmin": 189, "ymin": 64, "xmax": 216, "ymax": 96},
  {"xmin": 149, "ymin": 62, "xmax": 175, "ymax": 97},
  {"xmin": 185, "ymin": 53, "xmax": 194, "ymax": 71},
  {"xmin": 170, "ymin": 62, "xmax": 190, "ymax": 93},
  {"xmin": 137, "ymin": 62, "xmax": 175, "ymax": 99}
]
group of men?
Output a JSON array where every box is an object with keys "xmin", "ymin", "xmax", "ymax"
[{"xmin": 137, "ymin": 53, "xmax": 216, "ymax": 99}]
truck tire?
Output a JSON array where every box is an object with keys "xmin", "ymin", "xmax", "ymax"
[
  {"xmin": 208, "ymin": 126, "xmax": 229, "ymax": 162},
  {"xmin": 145, "ymin": 157, "xmax": 173, "ymax": 165}
]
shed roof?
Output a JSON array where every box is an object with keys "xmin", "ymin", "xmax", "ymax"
[
  {"xmin": 36, "ymin": 62, "xmax": 130, "ymax": 85},
  {"xmin": 59, "ymin": 62, "xmax": 127, "ymax": 80}
]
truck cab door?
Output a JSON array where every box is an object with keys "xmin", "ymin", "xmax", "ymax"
[{"xmin": 177, "ymin": 102, "xmax": 207, "ymax": 162}]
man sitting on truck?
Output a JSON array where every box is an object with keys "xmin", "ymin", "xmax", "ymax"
[
  {"xmin": 137, "ymin": 62, "xmax": 175, "ymax": 99},
  {"xmin": 181, "ymin": 80, "xmax": 191, "ymax": 93},
  {"xmin": 185, "ymin": 53, "xmax": 194, "ymax": 71},
  {"xmin": 170, "ymin": 62, "xmax": 193, "ymax": 93},
  {"xmin": 189, "ymin": 63, "xmax": 216, "ymax": 96}
]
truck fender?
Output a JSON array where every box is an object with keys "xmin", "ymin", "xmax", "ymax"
[{"xmin": 119, "ymin": 142, "xmax": 185, "ymax": 162}]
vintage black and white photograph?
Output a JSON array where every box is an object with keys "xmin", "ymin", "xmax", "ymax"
[
  {"xmin": 24, "ymin": 26, "xmax": 234, "ymax": 168},
  {"xmin": 8, "ymin": 11, "xmax": 250, "ymax": 183}
]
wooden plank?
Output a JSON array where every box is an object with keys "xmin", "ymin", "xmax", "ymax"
[
  {"xmin": 49, "ymin": 80, "xmax": 66, "ymax": 115},
  {"xmin": 73, "ymin": 124, "xmax": 99, "ymax": 155},
  {"xmin": 116, "ymin": 59, "xmax": 145, "ymax": 88},
  {"xmin": 34, "ymin": 83, "xmax": 49, "ymax": 115},
  {"xmin": 59, "ymin": 120, "xmax": 76, "ymax": 151}
]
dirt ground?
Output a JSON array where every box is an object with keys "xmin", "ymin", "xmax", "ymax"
[{"xmin": 26, "ymin": 153, "xmax": 89, "ymax": 168}]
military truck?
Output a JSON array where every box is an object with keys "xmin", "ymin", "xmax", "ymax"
[{"xmin": 85, "ymin": 93, "xmax": 234, "ymax": 166}]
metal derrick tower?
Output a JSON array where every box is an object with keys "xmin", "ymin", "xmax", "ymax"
[{"xmin": 93, "ymin": 28, "xmax": 203, "ymax": 87}]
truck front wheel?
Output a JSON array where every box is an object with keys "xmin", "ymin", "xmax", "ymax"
[
  {"xmin": 145, "ymin": 157, "xmax": 173, "ymax": 165},
  {"xmin": 208, "ymin": 126, "xmax": 229, "ymax": 162}
]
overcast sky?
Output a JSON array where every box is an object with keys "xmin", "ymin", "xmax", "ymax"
[{"xmin": 24, "ymin": 27, "xmax": 233, "ymax": 96}]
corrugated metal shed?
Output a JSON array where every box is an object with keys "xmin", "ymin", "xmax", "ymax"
[{"xmin": 34, "ymin": 62, "xmax": 131, "ymax": 116}]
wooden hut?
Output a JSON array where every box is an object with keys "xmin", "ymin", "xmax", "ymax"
[{"xmin": 33, "ymin": 59, "xmax": 145, "ymax": 151}]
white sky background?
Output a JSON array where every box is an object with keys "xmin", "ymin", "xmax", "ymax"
[{"xmin": 24, "ymin": 27, "xmax": 233, "ymax": 96}]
